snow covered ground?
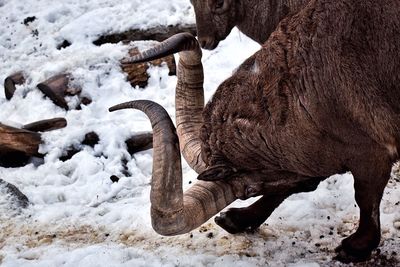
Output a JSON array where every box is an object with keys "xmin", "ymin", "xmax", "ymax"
[{"xmin": 0, "ymin": 0, "xmax": 400, "ymax": 266}]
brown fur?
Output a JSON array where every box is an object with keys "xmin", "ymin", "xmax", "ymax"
[
  {"xmin": 198, "ymin": 0, "xmax": 400, "ymax": 262},
  {"xmin": 190, "ymin": 0, "xmax": 309, "ymax": 49}
]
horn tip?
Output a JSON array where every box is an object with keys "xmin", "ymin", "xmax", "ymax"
[
  {"xmin": 121, "ymin": 55, "xmax": 145, "ymax": 65},
  {"xmin": 109, "ymin": 104, "xmax": 125, "ymax": 112},
  {"xmin": 108, "ymin": 101, "xmax": 138, "ymax": 112}
]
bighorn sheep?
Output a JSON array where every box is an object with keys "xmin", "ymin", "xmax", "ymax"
[
  {"xmin": 191, "ymin": 0, "xmax": 309, "ymax": 49},
  {"xmin": 113, "ymin": 0, "xmax": 400, "ymax": 262}
]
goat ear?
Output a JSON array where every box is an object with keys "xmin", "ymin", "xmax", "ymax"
[{"xmin": 197, "ymin": 165, "xmax": 236, "ymax": 181}]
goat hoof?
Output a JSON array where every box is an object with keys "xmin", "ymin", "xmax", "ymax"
[
  {"xmin": 334, "ymin": 244, "xmax": 372, "ymax": 263},
  {"xmin": 215, "ymin": 209, "xmax": 260, "ymax": 234},
  {"xmin": 334, "ymin": 229, "xmax": 379, "ymax": 263}
]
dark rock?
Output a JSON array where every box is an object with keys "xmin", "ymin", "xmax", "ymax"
[
  {"xmin": 23, "ymin": 16, "xmax": 36, "ymax": 26},
  {"xmin": 82, "ymin": 132, "xmax": 99, "ymax": 147},
  {"xmin": 0, "ymin": 178, "xmax": 30, "ymax": 212},
  {"xmin": 110, "ymin": 175, "xmax": 120, "ymax": 183},
  {"xmin": 57, "ymin": 40, "xmax": 72, "ymax": 50}
]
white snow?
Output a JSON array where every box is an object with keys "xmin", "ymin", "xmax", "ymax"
[{"xmin": 0, "ymin": 0, "xmax": 399, "ymax": 266}]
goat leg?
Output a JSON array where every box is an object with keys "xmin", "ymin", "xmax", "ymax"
[
  {"xmin": 215, "ymin": 175, "xmax": 322, "ymax": 234},
  {"xmin": 335, "ymin": 153, "xmax": 392, "ymax": 263}
]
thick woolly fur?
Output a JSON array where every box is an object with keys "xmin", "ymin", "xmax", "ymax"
[{"xmin": 198, "ymin": 0, "xmax": 400, "ymax": 262}]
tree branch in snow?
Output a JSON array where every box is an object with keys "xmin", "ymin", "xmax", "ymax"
[
  {"xmin": 125, "ymin": 132, "xmax": 153, "ymax": 154},
  {"xmin": 93, "ymin": 24, "xmax": 197, "ymax": 46},
  {"xmin": 23, "ymin": 117, "xmax": 67, "ymax": 132},
  {"xmin": 0, "ymin": 123, "xmax": 42, "ymax": 156}
]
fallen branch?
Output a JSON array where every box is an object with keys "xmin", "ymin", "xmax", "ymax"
[
  {"xmin": 125, "ymin": 132, "xmax": 153, "ymax": 154},
  {"xmin": 23, "ymin": 117, "xmax": 67, "ymax": 132},
  {"xmin": 93, "ymin": 24, "xmax": 197, "ymax": 46},
  {"xmin": 0, "ymin": 123, "xmax": 42, "ymax": 156}
]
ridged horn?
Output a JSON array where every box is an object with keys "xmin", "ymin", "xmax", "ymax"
[
  {"xmin": 122, "ymin": 32, "xmax": 207, "ymax": 173},
  {"xmin": 121, "ymin": 32, "xmax": 199, "ymax": 64},
  {"xmin": 109, "ymin": 100, "xmax": 236, "ymax": 236}
]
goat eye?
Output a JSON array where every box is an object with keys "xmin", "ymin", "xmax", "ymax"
[{"xmin": 215, "ymin": 0, "xmax": 224, "ymax": 9}]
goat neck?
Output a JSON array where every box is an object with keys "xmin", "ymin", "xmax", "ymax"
[
  {"xmin": 237, "ymin": 0, "xmax": 309, "ymax": 44},
  {"xmin": 109, "ymin": 100, "xmax": 236, "ymax": 235},
  {"xmin": 122, "ymin": 33, "xmax": 207, "ymax": 173}
]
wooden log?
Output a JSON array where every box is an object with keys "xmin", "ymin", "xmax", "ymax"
[
  {"xmin": 4, "ymin": 72, "xmax": 25, "ymax": 100},
  {"xmin": 23, "ymin": 117, "xmax": 67, "ymax": 132},
  {"xmin": 125, "ymin": 132, "xmax": 153, "ymax": 154},
  {"xmin": 0, "ymin": 151, "xmax": 31, "ymax": 168},
  {"xmin": 93, "ymin": 24, "xmax": 197, "ymax": 46},
  {"xmin": 37, "ymin": 74, "xmax": 82, "ymax": 110},
  {"xmin": 0, "ymin": 123, "xmax": 42, "ymax": 156},
  {"xmin": 0, "ymin": 119, "xmax": 67, "ymax": 167},
  {"xmin": 121, "ymin": 47, "xmax": 176, "ymax": 88}
]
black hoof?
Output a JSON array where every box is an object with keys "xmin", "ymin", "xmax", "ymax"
[{"xmin": 334, "ymin": 244, "xmax": 372, "ymax": 263}]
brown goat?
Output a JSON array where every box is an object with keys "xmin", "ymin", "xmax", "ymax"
[
  {"xmin": 191, "ymin": 0, "xmax": 309, "ymax": 49},
  {"xmin": 113, "ymin": 0, "xmax": 400, "ymax": 263}
]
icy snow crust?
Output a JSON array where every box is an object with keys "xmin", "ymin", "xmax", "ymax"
[{"xmin": 0, "ymin": 0, "xmax": 399, "ymax": 266}]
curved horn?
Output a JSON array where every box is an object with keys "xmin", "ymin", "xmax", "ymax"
[
  {"xmin": 109, "ymin": 100, "xmax": 236, "ymax": 236},
  {"xmin": 121, "ymin": 32, "xmax": 199, "ymax": 64},
  {"xmin": 122, "ymin": 33, "xmax": 207, "ymax": 173}
]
